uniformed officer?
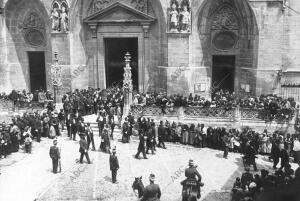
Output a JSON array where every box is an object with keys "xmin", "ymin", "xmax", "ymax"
[
  {"xmin": 184, "ymin": 159, "xmax": 202, "ymax": 199},
  {"xmin": 141, "ymin": 173, "xmax": 161, "ymax": 201},
  {"xmin": 109, "ymin": 146, "xmax": 119, "ymax": 183},
  {"xmin": 49, "ymin": 139, "xmax": 60, "ymax": 173}
]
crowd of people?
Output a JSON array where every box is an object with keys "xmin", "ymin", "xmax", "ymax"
[
  {"xmin": 126, "ymin": 118, "xmax": 300, "ymax": 161},
  {"xmin": 0, "ymin": 102, "xmax": 60, "ymax": 159},
  {"xmin": 231, "ymin": 165, "xmax": 300, "ymax": 201},
  {"xmin": 131, "ymin": 90, "xmax": 296, "ymax": 120},
  {"xmin": 1, "ymin": 86, "xmax": 300, "ymax": 200},
  {"xmin": 0, "ymin": 89, "xmax": 53, "ymax": 108}
]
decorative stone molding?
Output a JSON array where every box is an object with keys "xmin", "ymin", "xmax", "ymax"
[
  {"xmin": 140, "ymin": 22, "xmax": 150, "ymax": 38},
  {"xmin": 88, "ymin": 0, "xmax": 148, "ymax": 16},
  {"xmin": 210, "ymin": 5, "xmax": 240, "ymax": 51},
  {"xmin": 211, "ymin": 6, "xmax": 239, "ymax": 31},
  {"xmin": 84, "ymin": 2, "xmax": 155, "ymax": 36},
  {"xmin": 19, "ymin": 10, "xmax": 46, "ymax": 46},
  {"xmin": 88, "ymin": 23, "xmax": 98, "ymax": 38}
]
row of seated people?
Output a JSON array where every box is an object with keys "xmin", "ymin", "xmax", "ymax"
[{"xmin": 131, "ymin": 90, "xmax": 296, "ymax": 120}]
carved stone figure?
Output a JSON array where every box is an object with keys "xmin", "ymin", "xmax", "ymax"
[
  {"xmin": 50, "ymin": 7, "xmax": 60, "ymax": 31},
  {"xmin": 169, "ymin": 2, "xmax": 179, "ymax": 32},
  {"xmin": 50, "ymin": 0, "xmax": 69, "ymax": 33},
  {"xmin": 180, "ymin": 5, "xmax": 190, "ymax": 32},
  {"xmin": 168, "ymin": 0, "xmax": 191, "ymax": 33},
  {"xmin": 20, "ymin": 10, "xmax": 45, "ymax": 46},
  {"xmin": 60, "ymin": 6, "xmax": 69, "ymax": 32}
]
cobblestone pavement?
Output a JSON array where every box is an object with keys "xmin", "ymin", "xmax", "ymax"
[{"xmin": 0, "ymin": 129, "xmax": 298, "ymax": 201}]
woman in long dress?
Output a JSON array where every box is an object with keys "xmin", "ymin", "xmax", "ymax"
[
  {"xmin": 49, "ymin": 123, "xmax": 56, "ymax": 139},
  {"xmin": 99, "ymin": 124, "xmax": 111, "ymax": 153}
]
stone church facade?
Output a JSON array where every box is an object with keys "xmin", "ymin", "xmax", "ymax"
[{"xmin": 1, "ymin": 0, "xmax": 300, "ymax": 98}]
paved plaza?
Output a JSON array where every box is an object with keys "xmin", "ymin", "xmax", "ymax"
[{"xmin": 1, "ymin": 128, "xmax": 296, "ymax": 201}]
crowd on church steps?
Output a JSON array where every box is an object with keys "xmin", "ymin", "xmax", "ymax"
[{"xmin": 0, "ymin": 87, "xmax": 300, "ymax": 201}]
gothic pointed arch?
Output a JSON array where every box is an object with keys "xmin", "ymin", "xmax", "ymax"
[{"xmin": 197, "ymin": 0, "xmax": 259, "ymax": 95}]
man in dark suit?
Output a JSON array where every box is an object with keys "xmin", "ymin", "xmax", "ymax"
[
  {"xmin": 49, "ymin": 139, "xmax": 60, "ymax": 173},
  {"xmin": 65, "ymin": 111, "xmax": 71, "ymax": 137},
  {"xmin": 96, "ymin": 112, "xmax": 106, "ymax": 137},
  {"xmin": 141, "ymin": 173, "xmax": 161, "ymax": 201},
  {"xmin": 244, "ymin": 141, "xmax": 258, "ymax": 171},
  {"xmin": 135, "ymin": 133, "xmax": 148, "ymax": 159},
  {"xmin": 158, "ymin": 121, "xmax": 166, "ymax": 149},
  {"xmin": 109, "ymin": 146, "xmax": 119, "ymax": 183},
  {"xmin": 70, "ymin": 112, "xmax": 77, "ymax": 140},
  {"xmin": 86, "ymin": 123, "xmax": 95, "ymax": 151},
  {"xmin": 79, "ymin": 134, "xmax": 91, "ymax": 164}
]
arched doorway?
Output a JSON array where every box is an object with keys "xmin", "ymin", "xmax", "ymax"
[
  {"xmin": 3, "ymin": 0, "xmax": 52, "ymax": 91},
  {"xmin": 83, "ymin": 1, "xmax": 166, "ymax": 92},
  {"xmin": 198, "ymin": 0, "xmax": 259, "ymax": 96}
]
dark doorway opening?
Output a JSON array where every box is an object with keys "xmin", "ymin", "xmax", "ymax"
[
  {"xmin": 28, "ymin": 52, "xmax": 46, "ymax": 92},
  {"xmin": 212, "ymin": 55, "xmax": 235, "ymax": 93},
  {"xmin": 104, "ymin": 38, "xmax": 138, "ymax": 90}
]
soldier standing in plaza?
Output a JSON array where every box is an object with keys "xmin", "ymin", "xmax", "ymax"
[
  {"xmin": 49, "ymin": 139, "xmax": 60, "ymax": 174},
  {"xmin": 109, "ymin": 146, "xmax": 119, "ymax": 183},
  {"xmin": 140, "ymin": 173, "xmax": 161, "ymax": 201}
]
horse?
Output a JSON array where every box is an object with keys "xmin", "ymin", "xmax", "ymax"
[
  {"xmin": 132, "ymin": 176, "xmax": 145, "ymax": 198},
  {"xmin": 181, "ymin": 179, "xmax": 203, "ymax": 201}
]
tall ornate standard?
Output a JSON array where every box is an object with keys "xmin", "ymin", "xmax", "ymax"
[
  {"xmin": 51, "ymin": 52, "xmax": 62, "ymax": 105},
  {"xmin": 123, "ymin": 52, "xmax": 133, "ymax": 117}
]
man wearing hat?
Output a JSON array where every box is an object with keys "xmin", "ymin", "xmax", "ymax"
[
  {"xmin": 184, "ymin": 159, "xmax": 202, "ymax": 199},
  {"xmin": 135, "ymin": 132, "xmax": 148, "ymax": 159},
  {"xmin": 141, "ymin": 173, "xmax": 161, "ymax": 201},
  {"xmin": 109, "ymin": 146, "xmax": 119, "ymax": 183},
  {"xmin": 49, "ymin": 139, "xmax": 61, "ymax": 173},
  {"xmin": 79, "ymin": 134, "xmax": 91, "ymax": 164}
]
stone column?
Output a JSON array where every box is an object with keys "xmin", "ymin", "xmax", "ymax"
[
  {"xmin": 123, "ymin": 52, "xmax": 133, "ymax": 117},
  {"xmin": 141, "ymin": 22, "xmax": 150, "ymax": 93},
  {"xmin": 88, "ymin": 23, "xmax": 99, "ymax": 88}
]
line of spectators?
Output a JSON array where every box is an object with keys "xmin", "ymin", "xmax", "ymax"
[
  {"xmin": 131, "ymin": 90, "xmax": 296, "ymax": 120},
  {"xmin": 129, "ymin": 118, "xmax": 300, "ymax": 164}
]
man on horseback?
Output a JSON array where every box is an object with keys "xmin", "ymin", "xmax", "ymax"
[
  {"xmin": 140, "ymin": 173, "xmax": 161, "ymax": 201},
  {"xmin": 182, "ymin": 159, "xmax": 203, "ymax": 199}
]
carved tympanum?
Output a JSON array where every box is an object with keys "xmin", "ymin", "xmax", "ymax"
[{"xmin": 20, "ymin": 10, "xmax": 45, "ymax": 46}]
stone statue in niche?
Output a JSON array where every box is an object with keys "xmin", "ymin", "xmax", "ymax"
[
  {"xmin": 50, "ymin": 0, "xmax": 69, "ymax": 33},
  {"xmin": 60, "ymin": 6, "xmax": 69, "ymax": 32},
  {"xmin": 169, "ymin": 0, "xmax": 179, "ymax": 32},
  {"xmin": 180, "ymin": 5, "xmax": 190, "ymax": 32},
  {"xmin": 168, "ymin": 0, "xmax": 191, "ymax": 33},
  {"xmin": 50, "ymin": 7, "xmax": 60, "ymax": 31}
]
